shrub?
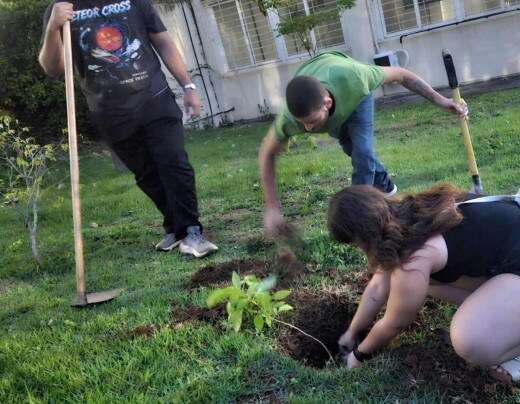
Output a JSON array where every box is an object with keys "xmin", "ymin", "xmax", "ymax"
[
  {"xmin": 0, "ymin": 0, "xmax": 90, "ymax": 142},
  {"xmin": 207, "ymin": 272, "xmax": 292, "ymax": 333}
]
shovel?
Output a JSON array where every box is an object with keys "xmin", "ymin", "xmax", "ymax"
[
  {"xmin": 442, "ymin": 49, "xmax": 484, "ymax": 195},
  {"xmin": 63, "ymin": 21, "xmax": 121, "ymax": 307}
]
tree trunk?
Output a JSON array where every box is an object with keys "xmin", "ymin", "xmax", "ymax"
[
  {"xmin": 29, "ymin": 225, "xmax": 43, "ymax": 267},
  {"xmin": 29, "ymin": 196, "xmax": 42, "ymax": 268}
]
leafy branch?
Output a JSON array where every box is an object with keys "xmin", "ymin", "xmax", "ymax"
[
  {"xmin": 207, "ymin": 272, "xmax": 293, "ymax": 333},
  {"xmin": 257, "ymin": 0, "xmax": 355, "ymax": 57}
]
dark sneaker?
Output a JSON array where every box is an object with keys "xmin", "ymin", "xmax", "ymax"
[
  {"xmin": 155, "ymin": 233, "xmax": 181, "ymax": 251},
  {"xmin": 381, "ymin": 181, "xmax": 397, "ymax": 197},
  {"xmin": 374, "ymin": 171, "xmax": 397, "ymax": 197},
  {"xmin": 179, "ymin": 226, "xmax": 218, "ymax": 258}
]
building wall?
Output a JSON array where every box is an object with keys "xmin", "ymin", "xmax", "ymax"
[
  {"xmin": 157, "ymin": 1, "xmax": 520, "ymax": 123},
  {"xmin": 374, "ymin": 11, "xmax": 520, "ymax": 96}
]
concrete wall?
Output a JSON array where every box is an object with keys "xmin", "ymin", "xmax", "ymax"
[
  {"xmin": 157, "ymin": 1, "xmax": 520, "ymax": 123},
  {"xmin": 375, "ymin": 11, "xmax": 520, "ymax": 96}
]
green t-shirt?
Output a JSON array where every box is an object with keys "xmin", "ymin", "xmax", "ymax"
[{"xmin": 274, "ymin": 51, "xmax": 385, "ymax": 141}]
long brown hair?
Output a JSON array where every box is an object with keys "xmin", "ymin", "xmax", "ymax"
[{"xmin": 328, "ymin": 183, "xmax": 466, "ymax": 271}]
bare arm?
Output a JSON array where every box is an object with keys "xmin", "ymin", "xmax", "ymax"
[
  {"xmin": 149, "ymin": 31, "xmax": 200, "ymax": 117},
  {"xmin": 339, "ymin": 269, "xmax": 391, "ymax": 350},
  {"xmin": 382, "ymin": 66, "xmax": 467, "ymax": 118},
  {"xmin": 355, "ymin": 261, "xmax": 430, "ymax": 357},
  {"xmin": 259, "ymin": 127, "xmax": 287, "ymax": 235},
  {"xmin": 350, "ymin": 271, "xmax": 390, "ymax": 334},
  {"xmin": 38, "ymin": 2, "xmax": 73, "ymax": 78}
]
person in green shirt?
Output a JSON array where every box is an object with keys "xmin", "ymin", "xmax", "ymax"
[{"xmin": 259, "ymin": 51, "xmax": 468, "ymax": 236}]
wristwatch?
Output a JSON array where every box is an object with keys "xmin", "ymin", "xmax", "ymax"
[
  {"xmin": 183, "ymin": 83, "xmax": 197, "ymax": 92},
  {"xmin": 352, "ymin": 347, "xmax": 374, "ymax": 362}
]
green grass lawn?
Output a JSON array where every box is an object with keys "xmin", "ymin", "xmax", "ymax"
[{"xmin": 1, "ymin": 88, "xmax": 520, "ymax": 403}]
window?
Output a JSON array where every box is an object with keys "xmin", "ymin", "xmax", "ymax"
[
  {"xmin": 210, "ymin": 0, "xmax": 347, "ymax": 69},
  {"xmin": 463, "ymin": 0, "xmax": 500, "ymax": 15},
  {"xmin": 377, "ymin": 0, "xmax": 518, "ymax": 36},
  {"xmin": 279, "ymin": 0, "xmax": 345, "ymax": 56},
  {"xmin": 212, "ymin": 0, "xmax": 278, "ymax": 68},
  {"xmin": 379, "ymin": 0, "xmax": 455, "ymax": 34},
  {"xmin": 308, "ymin": 0, "xmax": 346, "ymax": 49}
]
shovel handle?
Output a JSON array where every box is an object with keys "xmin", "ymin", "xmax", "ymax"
[
  {"xmin": 63, "ymin": 21, "xmax": 87, "ymax": 305},
  {"xmin": 442, "ymin": 50, "xmax": 483, "ymax": 194}
]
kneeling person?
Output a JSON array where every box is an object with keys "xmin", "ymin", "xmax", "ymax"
[{"xmin": 329, "ymin": 184, "xmax": 520, "ymax": 383}]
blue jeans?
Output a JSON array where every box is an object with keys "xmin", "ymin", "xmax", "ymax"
[{"xmin": 338, "ymin": 93, "xmax": 389, "ymax": 187}]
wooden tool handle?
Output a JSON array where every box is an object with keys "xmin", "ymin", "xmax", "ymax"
[
  {"xmin": 63, "ymin": 21, "xmax": 87, "ymax": 304},
  {"xmin": 451, "ymin": 88, "xmax": 479, "ymax": 177}
]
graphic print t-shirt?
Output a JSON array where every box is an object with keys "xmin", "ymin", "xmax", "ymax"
[{"xmin": 42, "ymin": 0, "xmax": 169, "ymax": 114}]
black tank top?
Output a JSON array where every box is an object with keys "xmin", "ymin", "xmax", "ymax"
[{"xmin": 431, "ymin": 201, "xmax": 520, "ymax": 283}]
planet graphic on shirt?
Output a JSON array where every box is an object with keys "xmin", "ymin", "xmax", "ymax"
[{"xmin": 95, "ymin": 26, "xmax": 123, "ymax": 51}]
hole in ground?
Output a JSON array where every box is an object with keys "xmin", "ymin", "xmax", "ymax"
[{"xmin": 277, "ymin": 290, "xmax": 357, "ymax": 368}]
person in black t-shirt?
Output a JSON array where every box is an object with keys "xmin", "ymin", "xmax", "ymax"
[
  {"xmin": 39, "ymin": 1, "xmax": 217, "ymax": 258},
  {"xmin": 328, "ymin": 183, "xmax": 520, "ymax": 383}
]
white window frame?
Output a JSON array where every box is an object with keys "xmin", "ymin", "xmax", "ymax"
[
  {"xmin": 373, "ymin": 0, "xmax": 520, "ymax": 38},
  {"xmin": 208, "ymin": 0, "xmax": 349, "ymax": 71}
]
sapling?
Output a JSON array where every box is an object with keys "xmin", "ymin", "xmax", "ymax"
[
  {"xmin": 256, "ymin": 0, "xmax": 355, "ymax": 57},
  {"xmin": 0, "ymin": 115, "xmax": 63, "ymax": 267},
  {"xmin": 207, "ymin": 272, "xmax": 335, "ymax": 364}
]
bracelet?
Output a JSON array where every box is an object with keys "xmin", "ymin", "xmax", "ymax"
[{"xmin": 352, "ymin": 347, "xmax": 374, "ymax": 362}]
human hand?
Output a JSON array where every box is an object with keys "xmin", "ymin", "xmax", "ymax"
[
  {"xmin": 338, "ymin": 329, "xmax": 358, "ymax": 353},
  {"xmin": 346, "ymin": 351, "xmax": 363, "ymax": 369},
  {"xmin": 439, "ymin": 97, "xmax": 468, "ymax": 119},
  {"xmin": 183, "ymin": 90, "xmax": 201, "ymax": 118},
  {"xmin": 48, "ymin": 2, "xmax": 73, "ymax": 32},
  {"xmin": 263, "ymin": 205, "xmax": 285, "ymax": 238}
]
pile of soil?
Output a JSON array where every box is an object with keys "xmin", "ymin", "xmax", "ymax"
[
  {"xmin": 277, "ymin": 290, "xmax": 357, "ymax": 368},
  {"xmin": 170, "ymin": 303, "xmax": 225, "ymax": 327},
  {"xmin": 190, "ymin": 256, "xmax": 303, "ymax": 289},
  {"xmin": 127, "ymin": 324, "xmax": 157, "ymax": 338},
  {"xmin": 190, "ymin": 260, "xmax": 271, "ymax": 288},
  {"xmin": 391, "ymin": 335, "xmax": 516, "ymax": 402}
]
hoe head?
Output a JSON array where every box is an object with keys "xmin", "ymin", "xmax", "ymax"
[{"xmin": 71, "ymin": 289, "xmax": 121, "ymax": 307}]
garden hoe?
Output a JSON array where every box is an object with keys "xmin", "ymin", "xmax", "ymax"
[
  {"xmin": 442, "ymin": 49, "xmax": 484, "ymax": 195},
  {"xmin": 63, "ymin": 21, "xmax": 121, "ymax": 307}
]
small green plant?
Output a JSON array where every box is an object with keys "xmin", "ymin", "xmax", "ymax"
[
  {"xmin": 257, "ymin": 99, "xmax": 273, "ymax": 120},
  {"xmin": 287, "ymin": 134, "xmax": 318, "ymax": 153},
  {"xmin": 207, "ymin": 272, "xmax": 292, "ymax": 333},
  {"xmin": 207, "ymin": 272, "xmax": 335, "ymax": 364},
  {"xmin": 0, "ymin": 115, "xmax": 64, "ymax": 267}
]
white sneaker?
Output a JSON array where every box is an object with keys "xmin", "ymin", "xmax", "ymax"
[
  {"xmin": 155, "ymin": 233, "xmax": 181, "ymax": 251},
  {"xmin": 179, "ymin": 226, "xmax": 218, "ymax": 258}
]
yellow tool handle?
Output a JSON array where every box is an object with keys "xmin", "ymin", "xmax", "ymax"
[{"xmin": 451, "ymin": 88, "xmax": 479, "ymax": 177}]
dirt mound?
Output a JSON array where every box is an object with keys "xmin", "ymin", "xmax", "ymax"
[
  {"xmin": 277, "ymin": 290, "xmax": 357, "ymax": 368},
  {"xmin": 170, "ymin": 303, "xmax": 225, "ymax": 327},
  {"xmin": 190, "ymin": 256, "xmax": 303, "ymax": 289},
  {"xmin": 392, "ymin": 335, "xmax": 516, "ymax": 402},
  {"xmin": 127, "ymin": 324, "xmax": 157, "ymax": 338},
  {"xmin": 190, "ymin": 260, "xmax": 271, "ymax": 288}
]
